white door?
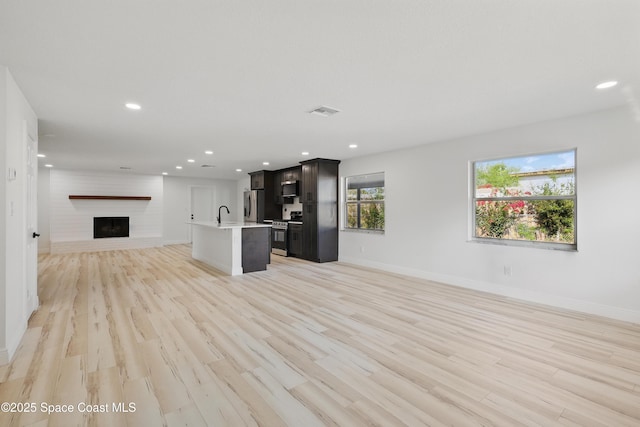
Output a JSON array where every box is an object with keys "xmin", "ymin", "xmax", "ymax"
[
  {"xmin": 25, "ymin": 122, "xmax": 39, "ymax": 314},
  {"xmin": 189, "ymin": 186, "xmax": 215, "ymax": 242}
]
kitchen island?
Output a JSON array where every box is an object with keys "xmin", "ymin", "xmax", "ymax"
[{"xmin": 189, "ymin": 221, "xmax": 271, "ymax": 275}]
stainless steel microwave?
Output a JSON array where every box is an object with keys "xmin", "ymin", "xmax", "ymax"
[{"xmin": 282, "ymin": 180, "xmax": 298, "ymax": 197}]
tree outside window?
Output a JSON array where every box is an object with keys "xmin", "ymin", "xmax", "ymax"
[
  {"xmin": 346, "ymin": 173, "xmax": 385, "ymax": 231},
  {"xmin": 473, "ymin": 150, "xmax": 576, "ymax": 249}
]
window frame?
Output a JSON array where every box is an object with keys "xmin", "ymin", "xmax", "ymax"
[
  {"xmin": 344, "ymin": 172, "xmax": 385, "ymax": 233},
  {"xmin": 471, "ymin": 149, "xmax": 577, "ymax": 251}
]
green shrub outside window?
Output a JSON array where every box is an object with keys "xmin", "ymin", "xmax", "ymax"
[
  {"xmin": 345, "ymin": 173, "xmax": 385, "ymax": 232},
  {"xmin": 473, "ymin": 150, "xmax": 576, "ymax": 249}
]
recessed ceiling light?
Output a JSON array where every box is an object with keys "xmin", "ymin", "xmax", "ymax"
[
  {"xmin": 263, "ymin": 162, "xmax": 270, "ymax": 166},
  {"xmin": 595, "ymin": 81, "xmax": 618, "ymax": 90},
  {"xmin": 162, "ymin": 172, "xmax": 168, "ymax": 175},
  {"xmin": 125, "ymin": 103, "xmax": 141, "ymax": 110},
  {"xmin": 349, "ymin": 144, "xmax": 358, "ymax": 149},
  {"xmin": 176, "ymin": 166, "xmax": 183, "ymax": 169},
  {"xmin": 187, "ymin": 159, "xmax": 195, "ymax": 163},
  {"xmin": 44, "ymin": 164, "xmax": 53, "ymax": 168},
  {"xmin": 205, "ymin": 150, "xmax": 213, "ymax": 155},
  {"xmin": 301, "ymin": 151, "xmax": 310, "ymax": 156},
  {"xmin": 37, "ymin": 154, "xmax": 46, "ymax": 158},
  {"xmin": 236, "ymin": 169, "xmax": 242, "ymax": 172}
]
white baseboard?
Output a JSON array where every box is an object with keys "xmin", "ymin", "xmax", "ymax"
[
  {"xmin": 0, "ymin": 318, "xmax": 28, "ymax": 365},
  {"xmin": 163, "ymin": 239, "xmax": 190, "ymax": 246},
  {"xmin": 339, "ymin": 256, "xmax": 640, "ymax": 325},
  {"xmin": 50, "ymin": 237, "xmax": 163, "ymax": 254}
]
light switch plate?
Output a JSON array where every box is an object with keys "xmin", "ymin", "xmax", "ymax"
[{"xmin": 7, "ymin": 167, "xmax": 17, "ymax": 181}]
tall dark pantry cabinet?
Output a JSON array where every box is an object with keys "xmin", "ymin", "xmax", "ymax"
[{"xmin": 300, "ymin": 158, "xmax": 340, "ymax": 262}]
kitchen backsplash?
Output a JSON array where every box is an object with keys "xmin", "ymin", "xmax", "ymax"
[{"xmin": 282, "ymin": 197, "xmax": 302, "ymax": 219}]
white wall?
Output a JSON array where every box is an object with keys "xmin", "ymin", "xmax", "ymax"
[
  {"xmin": 48, "ymin": 169, "xmax": 163, "ymax": 253},
  {"xmin": 0, "ymin": 67, "xmax": 38, "ymax": 364},
  {"xmin": 37, "ymin": 167, "xmax": 50, "ymax": 253},
  {"xmin": 237, "ymin": 176, "xmax": 251, "ymax": 221},
  {"xmin": 163, "ymin": 175, "xmax": 238, "ymax": 244},
  {"xmin": 38, "ymin": 171, "xmax": 240, "ymax": 250},
  {"xmin": 0, "ymin": 68, "xmax": 6, "ymax": 364},
  {"xmin": 339, "ymin": 107, "xmax": 640, "ymax": 323}
]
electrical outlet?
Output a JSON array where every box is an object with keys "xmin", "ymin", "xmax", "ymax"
[
  {"xmin": 503, "ymin": 265, "xmax": 512, "ymax": 276},
  {"xmin": 360, "ymin": 246, "xmax": 365, "ymax": 253}
]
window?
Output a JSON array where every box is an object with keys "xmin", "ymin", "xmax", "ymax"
[
  {"xmin": 345, "ymin": 172, "xmax": 385, "ymax": 232},
  {"xmin": 472, "ymin": 150, "xmax": 576, "ymax": 249}
]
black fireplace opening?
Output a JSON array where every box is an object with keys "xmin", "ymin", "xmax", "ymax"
[{"xmin": 94, "ymin": 217, "xmax": 130, "ymax": 239}]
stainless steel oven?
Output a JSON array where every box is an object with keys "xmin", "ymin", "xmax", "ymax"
[{"xmin": 271, "ymin": 220, "xmax": 288, "ymax": 256}]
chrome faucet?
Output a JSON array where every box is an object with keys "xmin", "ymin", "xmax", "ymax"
[{"xmin": 217, "ymin": 205, "xmax": 230, "ymax": 224}]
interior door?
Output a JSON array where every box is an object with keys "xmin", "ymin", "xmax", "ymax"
[
  {"xmin": 189, "ymin": 186, "xmax": 215, "ymax": 242},
  {"xmin": 25, "ymin": 122, "xmax": 39, "ymax": 314}
]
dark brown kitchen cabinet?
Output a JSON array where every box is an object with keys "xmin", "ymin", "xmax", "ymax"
[
  {"xmin": 288, "ymin": 223, "xmax": 303, "ymax": 257},
  {"xmin": 273, "ymin": 167, "xmax": 302, "ymax": 205},
  {"xmin": 282, "ymin": 167, "xmax": 301, "ymax": 182},
  {"xmin": 273, "ymin": 171, "xmax": 284, "ymax": 204},
  {"xmin": 250, "ymin": 171, "xmax": 265, "ymax": 190},
  {"xmin": 301, "ymin": 162, "xmax": 318, "ymax": 203},
  {"xmin": 300, "ymin": 159, "xmax": 340, "ymax": 262},
  {"xmin": 302, "ymin": 204, "xmax": 318, "ymax": 260},
  {"xmin": 248, "ymin": 170, "xmax": 279, "ymax": 220},
  {"xmin": 242, "ymin": 227, "xmax": 271, "ymax": 273}
]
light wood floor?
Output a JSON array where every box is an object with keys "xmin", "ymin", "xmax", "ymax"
[{"xmin": 1, "ymin": 245, "xmax": 640, "ymax": 426}]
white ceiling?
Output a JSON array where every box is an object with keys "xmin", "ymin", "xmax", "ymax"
[{"xmin": 1, "ymin": 1, "xmax": 639, "ymax": 180}]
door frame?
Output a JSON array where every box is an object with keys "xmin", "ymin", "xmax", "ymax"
[
  {"xmin": 187, "ymin": 185, "xmax": 216, "ymax": 243},
  {"xmin": 23, "ymin": 120, "xmax": 39, "ymax": 315}
]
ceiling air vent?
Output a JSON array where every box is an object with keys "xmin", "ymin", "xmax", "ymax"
[
  {"xmin": 308, "ymin": 105, "xmax": 340, "ymax": 117},
  {"xmin": 200, "ymin": 164, "xmax": 215, "ymax": 168}
]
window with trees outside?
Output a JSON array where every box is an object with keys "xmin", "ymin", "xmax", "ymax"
[
  {"xmin": 345, "ymin": 172, "xmax": 385, "ymax": 232},
  {"xmin": 473, "ymin": 150, "xmax": 576, "ymax": 249}
]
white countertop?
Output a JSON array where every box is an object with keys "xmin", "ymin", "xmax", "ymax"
[{"xmin": 188, "ymin": 221, "xmax": 272, "ymax": 229}]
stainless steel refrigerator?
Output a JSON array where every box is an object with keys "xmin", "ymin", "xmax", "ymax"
[{"xmin": 243, "ymin": 190, "xmax": 264, "ymax": 222}]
